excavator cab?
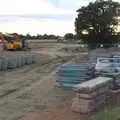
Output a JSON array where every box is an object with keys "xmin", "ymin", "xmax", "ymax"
[
  {"xmin": 6, "ymin": 41, "xmax": 14, "ymax": 50},
  {"xmin": 0, "ymin": 32, "xmax": 29, "ymax": 51},
  {"xmin": 12, "ymin": 33, "xmax": 22, "ymax": 50},
  {"xmin": 0, "ymin": 33, "xmax": 20, "ymax": 50}
]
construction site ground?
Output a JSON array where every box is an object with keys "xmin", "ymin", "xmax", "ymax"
[
  {"xmin": 0, "ymin": 41, "xmax": 88, "ymax": 120},
  {"xmin": 1, "ymin": 41, "xmax": 119, "ymax": 120}
]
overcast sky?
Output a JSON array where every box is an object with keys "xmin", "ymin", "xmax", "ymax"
[{"xmin": 0, "ymin": 0, "xmax": 119, "ymax": 36}]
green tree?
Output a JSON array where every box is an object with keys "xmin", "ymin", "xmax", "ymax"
[
  {"xmin": 48, "ymin": 34, "xmax": 57, "ymax": 39},
  {"xmin": 64, "ymin": 33, "xmax": 74, "ymax": 40},
  {"xmin": 26, "ymin": 33, "xmax": 31, "ymax": 39},
  {"xmin": 42, "ymin": 34, "xmax": 48, "ymax": 39},
  {"xmin": 75, "ymin": 0, "xmax": 120, "ymax": 48}
]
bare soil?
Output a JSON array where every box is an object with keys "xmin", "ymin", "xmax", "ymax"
[
  {"xmin": 0, "ymin": 41, "xmax": 85, "ymax": 120},
  {"xmin": 22, "ymin": 100, "xmax": 87, "ymax": 120}
]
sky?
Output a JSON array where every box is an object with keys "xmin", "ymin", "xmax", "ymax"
[{"xmin": 0, "ymin": 0, "xmax": 120, "ymax": 36}]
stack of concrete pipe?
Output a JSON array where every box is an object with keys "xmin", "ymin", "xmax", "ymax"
[
  {"xmin": 0, "ymin": 54, "xmax": 37, "ymax": 71},
  {"xmin": 71, "ymin": 77, "xmax": 112, "ymax": 114}
]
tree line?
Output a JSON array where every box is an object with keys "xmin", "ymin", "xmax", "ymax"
[
  {"xmin": 16, "ymin": 33, "xmax": 75, "ymax": 40},
  {"xmin": 18, "ymin": 34, "xmax": 60, "ymax": 40}
]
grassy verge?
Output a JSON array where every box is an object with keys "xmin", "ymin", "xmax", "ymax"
[{"xmin": 89, "ymin": 105, "xmax": 120, "ymax": 120}]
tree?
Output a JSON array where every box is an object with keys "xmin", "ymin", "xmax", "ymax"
[
  {"xmin": 26, "ymin": 33, "xmax": 31, "ymax": 39},
  {"xmin": 42, "ymin": 34, "xmax": 48, "ymax": 39},
  {"xmin": 75, "ymin": 0, "xmax": 120, "ymax": 48},
  {"xmin": 64, "ymin": 33, "xmax": 74, "ymax": 40},
  {"xmin": 48, "ymin": 34, "xmax": 58, "ymax": 39}
]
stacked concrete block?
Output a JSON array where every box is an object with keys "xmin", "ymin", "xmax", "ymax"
[
  {"xmin": 71, "ymin": 77, "xmax": 112, "ymax": 114},
  {"xmin": 8, "ymin": 56, "xmax": 18, "ymax": 69},
  {"xmin": 31, "ymin": 54, "xmax": 37, "ymax": 63},
  {"xmin": 116, "ymin": 75, "xmax": 120, "ymax": 86},
  {"xmin": 25, "ymin": 54, "xmax": 33, "ymax": 65},
  {"xmin": 0, "ymin": 53, "xmax": 38, "ymax": 71},
  {"xmin": 16, "ymin": 55, "xmax": 22, "ymax": 68},
  {"xmin": 97, "ymin": 72, "xmax": 120, "ymax": 89},
  {"xmin": 0, "ymin": 56, "xmax": 9, "ymax": 71},
  {"xmin": 21, "ymin": 55, "xmax": 26, "ymax": 66},
  {"xmin": 0, "ymin": 58, "xmax": 3, "ymax": 70}
]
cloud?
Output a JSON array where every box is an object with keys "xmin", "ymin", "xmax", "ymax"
[
  {"xmin": 0, "ymin": 16, "xmax": 75, "ymax": 35},
  {"xmin": 114, "ymin": 0, "xmax": 120, "ymax": 2},
  {"xmin": 0, "ymin": 0, "xmax": 119, "ymax": 15},
  {"xmin": 0, "ymin": 0, "xmax": 78, "ymax": 35},
  {"xmin": 53, "ymin": 0, "xmax": 95, "ymax": 9},
  {"xmin": 0, "ymin": 0, "xmax": 72, "ymax": 15},
  {"xmin": 2, "ymin": 0, "xmax": 120, "ymax": 36}
]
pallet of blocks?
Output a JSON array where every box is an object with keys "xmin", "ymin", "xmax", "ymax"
[
  {"xmin": 56, "ymin": 61, "xmax": 94, "ymax": 88},
  {"xmin": 71, "ymin": 77, "xmax": 113, "ymax": 114},
  {"xmin": 0, "ymin": 53, "xmax": 38, "ymax": 71}
]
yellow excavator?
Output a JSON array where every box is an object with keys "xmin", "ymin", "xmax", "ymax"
[{"xmin": 0, "ymin": 32, "xmax": 29, "ymax": 51}]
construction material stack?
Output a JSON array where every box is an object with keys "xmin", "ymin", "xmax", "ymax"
[
  {"xmin": 96, "ymin": 72, "xmax": 120, "ymax": 89},
  {"xmin": 71, "ymin": 77, "xmax": 112, "ymax": 114},
  {"xmin": 0, "ymin": 53, "xmax": 37, "ymax": 71},
  {"xmin": 90, "ymin": 52, "xmax": 112, "ymax": 66},
  {"xmin": 56, "ymin": 61, "xmax": 94, "ymax": 88}
]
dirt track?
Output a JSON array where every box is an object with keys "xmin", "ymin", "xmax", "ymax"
[{"xmin": 0, "ymin": 42, "xmax": 83, "ymax": 120}]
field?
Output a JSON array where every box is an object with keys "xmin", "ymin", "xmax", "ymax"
[{"xmin": 0, "ymin": 40, "xmax": 86, "ymax": 120}]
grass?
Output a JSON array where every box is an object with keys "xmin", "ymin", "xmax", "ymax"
[{"xmin": 89, "ymin": 105, "xmax": 120, "ymax": 120}]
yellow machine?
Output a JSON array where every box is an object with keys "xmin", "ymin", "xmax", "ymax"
[
  {"xmin": 12, "ymin": 33, "xmax": 22, "ymax": 50},
  {"xmin": 0, "ymin": 32, "xmax": 28, "ymax": 51}
]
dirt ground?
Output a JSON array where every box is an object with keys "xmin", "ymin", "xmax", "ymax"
[
  {"xmin": 0, "ymin": 41, "xmax": 86, "ymax": 120},
  {"xmin": 22, "ymin": 100, "xmax": 87, "ymax": 120}
]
